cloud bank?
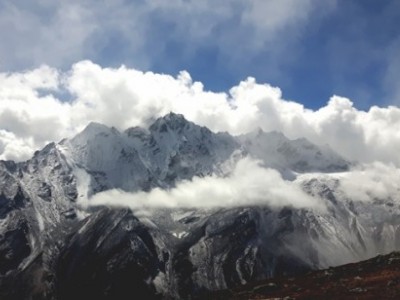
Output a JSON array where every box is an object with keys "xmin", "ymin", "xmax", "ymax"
[
  {"xmin": 339, "ymin": 162, "xmax": 400, "ymax": 204},
  {"xmin": 87, "ymin": 157, "xmax": 324, "ymax": 211},
  {"xmin": 1, "ymin": 60, "xmax": 400, "ymax": 167},
  {"xmin": 85, "ymin": 158, "xmax": 400, "ymax": 213}
]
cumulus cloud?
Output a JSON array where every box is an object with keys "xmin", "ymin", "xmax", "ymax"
[
  {"xmin": 87, "ymin": 157, "xmax": 324, "ymax": 211},
  {"xmin": 339, "ymin": 163, "xmax": 400, "ymax": 203},
  {"xmin": 0, "ymin": 65, "xmax": 72, "ymax": 160},
  {"xmin": 1, "ymin": 60, "xmax": 400, "ymax": 167}
]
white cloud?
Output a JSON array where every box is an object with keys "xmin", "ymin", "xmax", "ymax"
[
  {"xmin": 339, "ymin": 162, "xmax": 400, "ymax": 203},
  {"xmin": 87, "ymin": 157, "xmax": 324, "ymax": 211},
  {"xmin": 0, "ymin": 1, "xmax": 97, "ymax": 70},
  {"xmin": 0, "ymin": 0, "xmax": 333, "ymax": 72},
  {"xmin": 0, "ymin": 60, "xmax": 400, "ymax": 167},
  {"xmin": 0, "ymin": 130, "xmax": 34, "ymax": 162}
]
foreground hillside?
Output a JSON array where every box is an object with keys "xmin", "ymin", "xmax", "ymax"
[{"xmin": 213, "ymin": 251, "xmax": 400, "ymax": 299}]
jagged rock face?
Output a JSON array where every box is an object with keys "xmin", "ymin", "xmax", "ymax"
[
  {"xmin": 171, "ymin": 208, "xmax": 310, "ymax": 296},
  {"xmin": 0, "ymin": 220, "xmax": 31, "ymax": 275},
  {"xmin": 61, "ymin": 113, "xmax": 239, "ymax": 196},
  {"xmin": 0, "ymin": 142, "xmax": 80, "ymax": 300},
  {"xmin": 0, "ymin": 142, "xmax": 78, "ymax": 257},
  {"xmin": 0, "ymin": 113, "xmax": 399, "ymax": 299},
  {"xmin": 55, "ymin": 208, "xmax": 164, "ymax": 300},
  {"xmin": 145, "ymin": 114, "xmax": 238, "ymax": 182}
]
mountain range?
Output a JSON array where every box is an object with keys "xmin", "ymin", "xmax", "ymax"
[{"xmin": 0, "ymin": 112, "xmax": 399, "ymax": 299}]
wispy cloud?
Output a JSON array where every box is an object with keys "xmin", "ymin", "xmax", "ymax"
[
  {"xmin": 0, "ymin": 0, "xmax": 334, "ymax": 73},
  {"xmin": 87, "ymin": 157, "xmax": 324, "ymax": 211}
]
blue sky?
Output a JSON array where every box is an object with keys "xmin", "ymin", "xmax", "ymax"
[{"xmin": 0, "ymin": 0, "xmax": 399, "ymax": 110}]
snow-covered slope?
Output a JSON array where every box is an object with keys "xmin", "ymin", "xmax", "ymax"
[
  {"xmin": 1, "ymin": 113, "xmax": 399, "ymax": 300},
  {"xmin": 62, "ymin": 122, "xmax": 153, "ymax": 194},
  {"xmin": 238, "ymin": 128, "xmax": 349, "ymax": 174},
  {"xmin": 59, "ymin": 113, "xmax": 349, "ymax": 199},
  {"xmin": 60, "ymin": 113, "xmax": 239, "ymax": 197},
  {"xmin": 126, "ymin": 112, "xmax": 239, "ymax": 185}
]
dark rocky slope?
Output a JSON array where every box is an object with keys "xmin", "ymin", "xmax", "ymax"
[{"xmin": 213, "ymin": 251, "xmax": 400, "ymax": 299}]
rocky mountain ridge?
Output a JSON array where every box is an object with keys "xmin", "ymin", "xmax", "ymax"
[{"xmin": 0, "ymin": 113, "xmax": 399, "ymax": 299}]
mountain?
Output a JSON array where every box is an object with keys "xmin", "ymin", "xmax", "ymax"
[{"xmin": 0, "ymin": 113, "xmax": 399, "ymax": 299}]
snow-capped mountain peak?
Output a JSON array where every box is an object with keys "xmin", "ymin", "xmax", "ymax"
[
  {"xmin": 238, "ymin": 128, "xmax": 349, "ymax": 173},
  {"xmin": 73, "ymin": 121, "xmax": 117, "ymax": 142},
  {"xmin": 149, "ymin": 112, "xmax": 190, "ymax": 133},
  {"xmin": 56, "ymin": 114, "xmax": 350, "ymax": 198}
]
